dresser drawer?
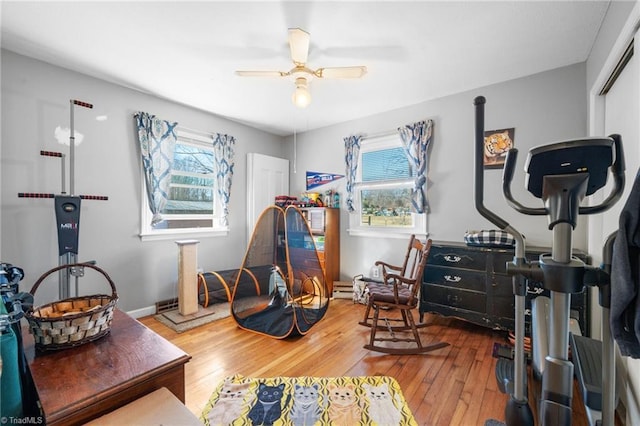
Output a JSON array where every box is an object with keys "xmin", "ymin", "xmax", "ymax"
[
  {"xmin": 491, "ymin": 252, "xmax": 514, "ymax": 275},
  {"xmin": 492, "ymin": 295, "xmax": 515, "ymax": 319},
  {"xmin": 424, "ymin": 266, "xmax": 486, "ymax": 293},
  {"xmin": 423, "ymin": 284, "xmax": 486, "ymax": 313},
  {"xmin": 420, "ymin": 241, "xmax": 590, "ymax": 335},
  {"xmin": 489, "ymin": 274, "xmax": 514, "ymax": 297},
  {"xmin": 428, "ymin": 246, "xmax": 487, "ymax": 271}
]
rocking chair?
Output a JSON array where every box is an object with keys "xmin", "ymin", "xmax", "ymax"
[
  {"xmin": 360, "ymin": 238, "xmax": 450, "ymax": 355},
  {"xmin": 360, "ymin": 234, "xmax": 424, "ymax": 325}
]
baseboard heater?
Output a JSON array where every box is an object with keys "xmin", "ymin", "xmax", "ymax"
[{"xmin": 155, "ymin": 298, "xmax": 179, "ymax": 314}]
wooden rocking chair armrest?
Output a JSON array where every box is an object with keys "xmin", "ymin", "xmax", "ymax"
[
  {"xmin": 374, "ymin": 261, "xmax": 403, "ymax": 272},
  {"xmin": 380, "ymin": 271, "xmax": 402, "ymax": 285},
  {"xmin": 383, "ymin": 272, "xmax": 417, "ymax": 286},
  {"xmin": 380, "ymin": 272, "xmax": 419, "ymax": 299}
]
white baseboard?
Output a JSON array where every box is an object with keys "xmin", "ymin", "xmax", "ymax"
[{"xmin": 127, "ymin": 305, "xmax": 156, "ymax": 319}]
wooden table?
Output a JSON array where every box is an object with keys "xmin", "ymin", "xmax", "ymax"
[{"xmin": 23, "ymin": 309, "xmax": 191, "ymax": 425}]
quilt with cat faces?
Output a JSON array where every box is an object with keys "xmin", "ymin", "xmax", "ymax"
[{"xmin": 201, "ymin": 374, "xmax": 418, "ymax": 426}]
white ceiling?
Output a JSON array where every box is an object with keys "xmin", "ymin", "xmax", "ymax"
[{"xmin": 1, "ymin": 1, "xmax": 611, "ymax": 136}]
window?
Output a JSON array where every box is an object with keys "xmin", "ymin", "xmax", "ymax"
[
  {"xmin": 140, "ymin": 128, "xmax": 228, "ymax": 240},
  {"xmin": 348, "ymin": 133, "xmax": 427, "ymax": 237}
]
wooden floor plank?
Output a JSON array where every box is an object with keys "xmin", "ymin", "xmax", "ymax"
[
  {"xmin": 457, "ymin": 337, "xmax": 499, "ymax": 424},
  {"xmin": 139, "ymin": 298, "xmax": 595, "ymax": 425}
]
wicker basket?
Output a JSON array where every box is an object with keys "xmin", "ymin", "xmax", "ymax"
[{"xmin": 25, "ymin": 263, "xmax": 119, "ymax": 351}]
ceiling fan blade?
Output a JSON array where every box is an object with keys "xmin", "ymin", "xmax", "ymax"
[
  {"xmin": 315, "ymin": 66, "xmax": 367, "ymax": 79},
  {"xmin": 235, "ymin": 70, "xmax": 289, "ymax": 77},
  {"xmin": 288, "ymin": 28, "xmax": 310, "ymax": 66}
]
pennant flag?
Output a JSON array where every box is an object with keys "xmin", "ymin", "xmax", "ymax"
[{"xmin": 306, "ymin": 171, "xmax": 345, "ymax": 190}]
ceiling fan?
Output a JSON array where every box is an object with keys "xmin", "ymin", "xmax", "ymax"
[{"xmin": 235, "ymin": 28, "xmax": 367, "ymax": 108}]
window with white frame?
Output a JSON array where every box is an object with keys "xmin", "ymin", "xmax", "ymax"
[
  {"xmin": 140, "ymin": 128, "xmax": 227, "ymax": 239},
  {"xmin": 348, "ymin": 133, "xmax": 427, "ymax": 237}
]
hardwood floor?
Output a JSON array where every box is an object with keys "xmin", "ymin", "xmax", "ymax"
[{"xmin": 139, "ymin": 299, "xmax": 589, "ymax": 425}]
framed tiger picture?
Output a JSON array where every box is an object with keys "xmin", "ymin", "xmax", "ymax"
[{"xmin": 484, "ymin": 127, "xmax": 515, "ymax": 169}]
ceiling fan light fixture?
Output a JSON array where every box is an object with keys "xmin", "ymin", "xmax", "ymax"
[
  {"xmin": 236, "ymin": 28, "xmax": 366, "ymax": 107},
  {"xmin": 292, "ymin": 77, "xmax": 311, "ymax": 108}
]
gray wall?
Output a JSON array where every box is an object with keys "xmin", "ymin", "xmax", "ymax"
[
  {"xmin": 1, "ymin": 49, "xmax": 285, "ymax": 312},
  {"xmin": 285, "ymin": 63, "xmax": 589, "ymax": 280}
]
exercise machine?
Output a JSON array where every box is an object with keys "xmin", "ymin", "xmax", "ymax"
[
  {"xmin": 0, "ymin": 263, "xmax": 34, "ymax": 419},
  {"xmin": 18, "ymin": 99, "xmax": 108, "ymax": 299},
  {"xmin": 474, "ymin": 96, "xmax": 625, "ymax": 425}
]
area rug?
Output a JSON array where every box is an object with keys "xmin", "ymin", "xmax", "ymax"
[
  {"xmin": 200, "ymin": 374, "xmax": 418, "ymax": 425},
  {"xmin": 154, "ymin": 302, "xmax": 230, "ymax": 333}
]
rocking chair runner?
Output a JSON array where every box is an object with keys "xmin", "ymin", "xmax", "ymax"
[{"xmin": 360, "ymin": 237, "xmax": 450, "ymax": 355}]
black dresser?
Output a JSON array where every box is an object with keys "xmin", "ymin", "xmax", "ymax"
[{"xmin": 419, "ymin": 241, "xmax": 590, "ymax": 336}]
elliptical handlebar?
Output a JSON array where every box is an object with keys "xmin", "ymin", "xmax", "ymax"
[
  {"xmin": 474, "ymin": 96, "xmax": 509, "ymax": 229},
  {"xmin": 474, "ymin": 96, "xmax": 533, "ymax": 425},
  {"xmin": 503, "ymin": 148, "xmax": 547, "ymax": 216},
  {"xmin": 500, "ymin": 130, "xmax": 625, "ymax": 217},
  {"xmin": 578, "ymin": 133, "xmax": 625, "ymax": 215}
]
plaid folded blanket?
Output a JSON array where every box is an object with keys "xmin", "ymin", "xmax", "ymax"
[{"xmin": 464, "ymin": 230, "xmax": 515, "ymax": 248}]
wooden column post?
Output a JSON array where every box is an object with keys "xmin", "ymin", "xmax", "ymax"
[{"xmin": 175, "ymin": 239, "xmax": 199, "ymax": 316}]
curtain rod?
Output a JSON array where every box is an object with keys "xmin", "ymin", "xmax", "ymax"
[
  {"xmin": 132, "ymin": 113, "xmax": 215, "ymax": 137},
  {"xmin": 176, "ymin": 125, "xmax": 215, "ymax": 137},
  {"xmin": 361, "ymin": 129, "xmax": 398, "ymax": 141}
]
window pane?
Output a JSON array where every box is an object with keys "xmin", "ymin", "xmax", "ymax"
[
  {"xmin": 360, "ymin": 187, "xmax": 414, "ymax": 227},
  {"xmin": 141, "ymin": 127, "xmax": 230, "ymax": 237},
  {"xmin": 161, "ymin": 141, "xmax": 214, "ymax": 216},
  {"xmin": 163, "ymin": 198, "xmax": 213, "ymax": 215},
  {"xmin": 171, "ymin": 174, "xmax": 214, "ymax": 187},
  {"xmin": 173, "ymin": 144, "xmax": 214, "ymax": 174},
  {"xmin": 167, "ymin": 177, "xmax": 214, "ymax": 214},
  {"xmin": 362, "ymin": 147, "xmax": 413, "ymax": 182}
]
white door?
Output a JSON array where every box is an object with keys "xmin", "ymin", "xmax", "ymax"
[{"xmin": 246, "ymin": 153, "xmax": 289, "ymax": 243}]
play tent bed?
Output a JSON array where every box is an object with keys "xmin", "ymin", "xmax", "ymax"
[{"xmin": 229, "ymin": 205, "xmax": 330, "ymax": 338}]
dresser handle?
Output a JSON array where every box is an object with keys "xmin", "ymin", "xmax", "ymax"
[
  {"xmin": 444, "ymin": 275, "xmax": 462, "ymax": 283},
  {"xmin": 440, "ymin": 253, "xmax": 474, "ymax": 263}
]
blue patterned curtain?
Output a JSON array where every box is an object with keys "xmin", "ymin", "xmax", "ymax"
[
  {"xmin": 212, "ymin": 133, "xmax": 235, "ymax": 226},
  {"xmin": 397, "ymin": 119, "xmax": 433, "ymax": 214},
  {"xmin": 135, "ymin": 112, "xmax": 178, "ymax": 226},
  {"xmin": 344, "ymin": 135, "xmax": 363, "ymax": 212}
]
